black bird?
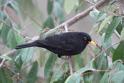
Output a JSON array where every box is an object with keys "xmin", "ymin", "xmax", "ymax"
[{"xmin": 16, "ymin": 32, "xmax": 94, "ymax": 57}]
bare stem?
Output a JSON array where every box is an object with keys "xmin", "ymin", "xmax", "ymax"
[
  {"xmin": 0, "ymin": 49, "xmax": 16, "ymax": 68},
  {"xmin": 68, "ymin": 56, "xmax": 73, "ymax": 75}
]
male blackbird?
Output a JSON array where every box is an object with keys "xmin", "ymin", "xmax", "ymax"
[{"xmin": 16, "ymin": 32, "xmax": 93, "ymax": 57}]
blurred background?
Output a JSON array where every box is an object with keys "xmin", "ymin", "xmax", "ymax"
[
  {"xmin": 0, "ymin": 0, "xmax": 94, "ymax": 54},
  {"xmin": 0, "ymin": 0, "xmax": 124, "ymax": 83}
]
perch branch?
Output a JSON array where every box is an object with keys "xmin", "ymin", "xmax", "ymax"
[
  {"xmin": 68, "ymin": 56, "xmax": 73, "ymax": 75},
  {"xmin": 63, "ymin": 23, "xmax": 74, "ymax": 75}
]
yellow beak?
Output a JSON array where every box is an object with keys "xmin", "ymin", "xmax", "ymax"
[{"xmin": 89, "ymin": 40, "xmax": 97, "ymax": 46}]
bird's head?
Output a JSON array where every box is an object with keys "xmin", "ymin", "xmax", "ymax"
[{"xmin": 79, "ymin": 32, "xmax": 96, "ymax": 46}]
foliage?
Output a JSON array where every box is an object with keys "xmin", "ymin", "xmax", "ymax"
[{"xmin": 0, "ymin": 0, "xmax": 124, "ymax": 83}]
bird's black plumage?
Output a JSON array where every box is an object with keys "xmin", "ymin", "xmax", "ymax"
[{"xmin": 16, "ymin": 32, "xmax": 92, "ymax": 57}]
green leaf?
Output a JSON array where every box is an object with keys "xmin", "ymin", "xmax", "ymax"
[
  {"xmin": 53, "ymin": 1, "xmax": 64, "ymax": 21},
  {"xmin": 120, "ymin": 28, "xmax": 124, "ymax": 40},
  {"xmin": 14, "ymin": 56, "xmax": 23, "ymax": 71},
  {"xmin": 116, "ymin": 22, "xmax": 123, "ymax": 35},
  {"xmin": 98, "ymin": 16, "xmax": 113, "ymax": 34},
  {"xmin": 113, "ymin": 40, "xmax": 124, "ymax": 61},
  {"xmin": 101, "ymin": 32, "xmax": 112, "ymax": 48},
  {"xmin": 74, "ymin": 54, "xmax": 84, "ymax": 69},
  {"xmin": 0, "ymin": 23, "xmax": 4, "ymax": 35},
  {"xmin": 100, "ymin": 61, "xmax": 124, "ymax": 83},
  {"xmin": 7, "ymin": 1, "xmax": 20, "ymax": 15},
  {"xmin": 47, "ymin": 0, "xmax": 53, "ymax": 15},
  {"xmin": 112, "ymin": 60, "xmax": 124, "ymax": 70},
  {"xmin": 104, "ymin": 16, "xmax": 122, "ymax": 42},
  {"xmin": 90, "ymin": 9, "xmax": 107, "ymax": 22},
  {"xmin": 1, "ymin": 24, "xmax": 10, "ymax": 44},
  {"xmin": 51, "ymin": 68, "xmax": 64, "ymax": 83},
  {"xmin": 100, "ymin": 72, "xmax": 109, "ymax": 83},
  {"xmin": 42, "ymin": 27, "xmax": 61, "ymax": 39},
  {"xmin": 100, "ymin": 33, "xmax": 112, "ymax": 57},
  {"xmin": 65, "ymin": 66, "xmax": 94, "ymax": 83},
  {"xmin": 93, "ymin": 53, "xmax": 108, "ymax": 71},
  {"xmin": 65, "ymin": 73, "xmax": 81, "ymax": 83},
  {"xmin": 16, "ymin": 48, "xmax": 34, "ymax": 63},
  {"xmin": 44, "ymin": 53, "xmax": 57, "ymax": 82},
  {"xmin": 90, "ymin": 9, "xmax": 100, "ymax": 19},
  {"xmin": 89, "ymin": 9, "xmax": 100, "ymax": 19},
  {"xmin": 26, "ymin": 61, "xmax": 38, "ymax": 83},
  {"xmin": 7, "ymin": 29, "xmax": 18, "ymax": 48},
  {"xmin": 16, "ymin": 0, "xmax": 41, "ymax": 20},
  {"xmin": 56, "ymin": 0, "xmax": 64, "ymax": 6},
  {"xmin": 89, "ymin": 72, "xmax": 102, "ymax": 83},
  {"xmin": 50, "ymin": 61, "xmax": 69, "ymax": 83},
  {"xmin": 0, "ymin": 0, "xmax": 6, "ymax": 6},
  {"xmin": 0, "ymin": 68, "xmax": 13, "ymax": 83},
  {"xmin": 110, "ymin": 71, "xmax": 124, "ymax": 83},
  {"xmin": 14, "ymin": 32, "xmax": 24, "ymax": 45},
  {"xmin": 82, "ymin": 59, "xmax": 103, "ymax": 83},
  {"xmin": 64, "ymin": 0, "xmax": 78, "ymax": 14},
  {"xmin": 0, "ymin": 55, "xmax": 12, "ymax": 61},
  {"xmin": 51, "ymin": 71, "xmax": 69, "ymax": 83},
  {"xmin": 43, "ymin": 16, "xmax": 55, "ymax": 29},
  {"xmin": 6, "ymin": 29, "xmax": 24, "ymax": 48},
  {"xmin": 0, "ymin": 11, "xmax": 6, "ymax": 20}
]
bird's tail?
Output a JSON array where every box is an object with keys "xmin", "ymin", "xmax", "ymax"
[{"xmin": 15, "ymin": 42, "xmax": 37, "ymax": 49}]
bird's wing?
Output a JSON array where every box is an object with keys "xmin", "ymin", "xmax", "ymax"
[{"xmin": 40, "ymin": 34, "xmax": 77, "ymax": 51}]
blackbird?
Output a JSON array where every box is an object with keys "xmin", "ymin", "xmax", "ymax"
[{"xmin": 16, "ymin": 32, "xmax": 94, "ymax": 57}]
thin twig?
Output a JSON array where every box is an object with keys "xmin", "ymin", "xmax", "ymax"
[
  {"xmin": 0, "ymin": 49, "xmax": 16, "ymax": 68},
  {"xmin": 0, "ymin": 58, "xmax": 6, "ymax": 68},
  {"xmin": 64, "ymin": 23, "xmax": 69, "ymax": 32},
  {"xmin": 92, "ymin": 41, "xmax": 121, "ymax": 62},
  {"xmin": 63, "ymin": 23, "xmax": 74, "ymax": 74},
  {"xmin": 82, "ymin": 68, "xmax": 110, "ymax": 76},
  {"xmin": 95, "ymin": 69, "xmax": 110, "ymax": 72},
  {"xmin": 114, "ymin": 30, "xmax": 121, "ymax": 39},
  {"xmin": 68, "ymin": 56, "xmax": 73, "ymax": 75},
  {"xmin": 85, "ymin": 0, "xmax": 95, "ymax": 5}
]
